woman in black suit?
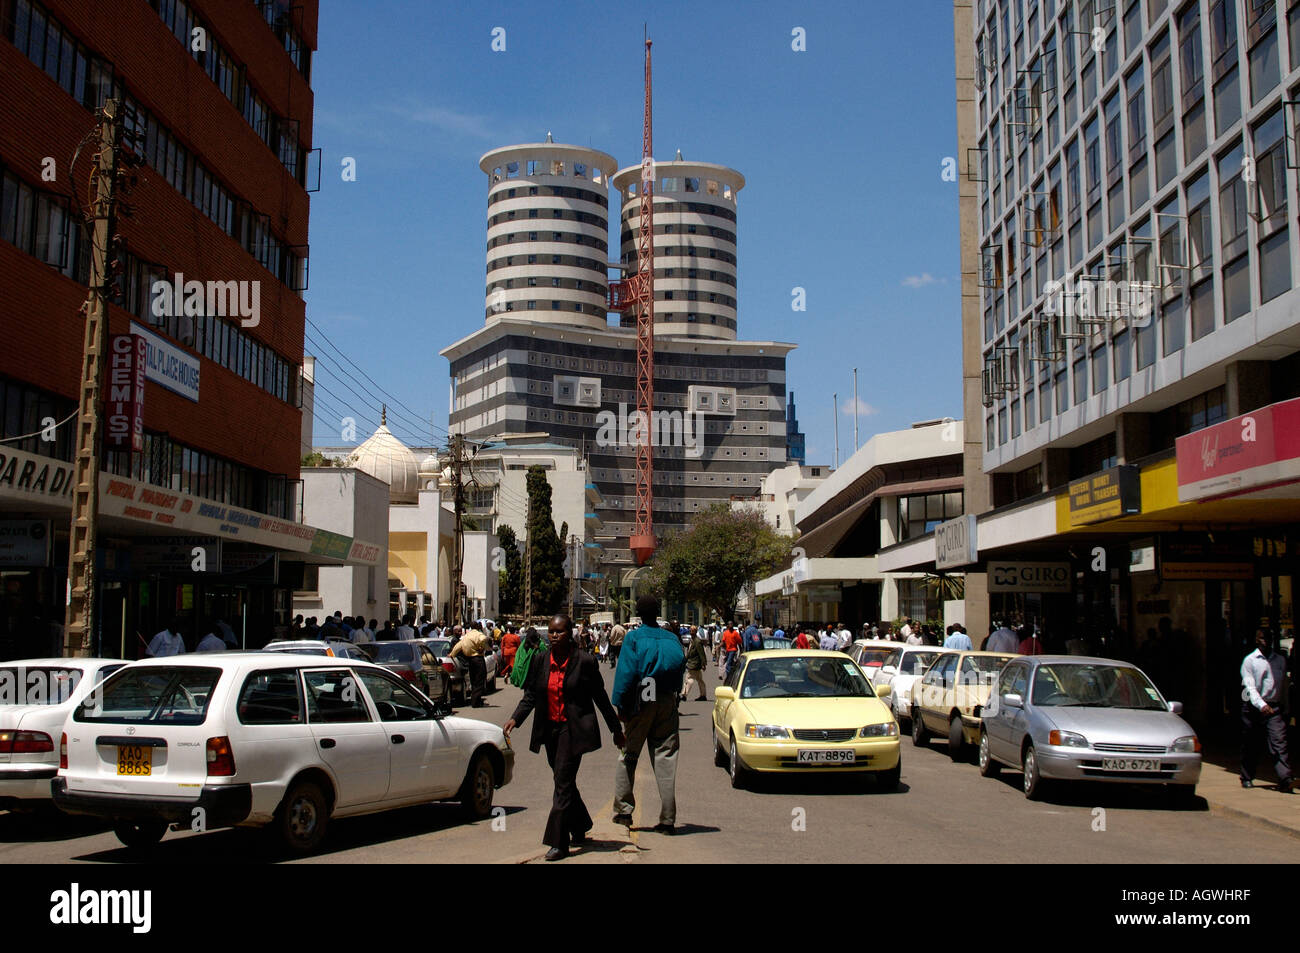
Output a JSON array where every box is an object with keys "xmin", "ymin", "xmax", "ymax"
[{"xmin": 504, "ymin": 614, "xmax": 625, "ymax": 861}]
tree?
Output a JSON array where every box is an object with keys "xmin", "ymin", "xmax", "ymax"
[
  {"xmin": 525, "ymin": 466, "xmax": 566, "ymax": 615},
  {"xmin": 608, "ymin": 590, "xmax": 633, "ymax": 624},
  {"xmin": 642, "ymin": 503, "xmax": 789, "ymax": 620},
  {"xmin": 497, "ymin": 524, "xmax": 523, "ymax": 615}
]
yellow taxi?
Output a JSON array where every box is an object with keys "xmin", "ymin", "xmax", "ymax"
[
  {"xmin": 909, "ymin": 650, "xmax": 1016, "ymax": 761},
  {"xmin": 712, "ymin": 650, "xmax": 901, "ymax": 791}
]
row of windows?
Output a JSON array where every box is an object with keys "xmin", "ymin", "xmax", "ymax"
[
  {"xmin": 622, "ymin": 246, "xmax": 738, "ymax": 267},
  {"xmin": 105, "ymin": 429, "xmax": 299, "ymax": 520},
  {"xmin": 251, "ymin": 0, "xmax": 311, "ymax": 78},
  {"xmin": 3, "ymin": 0, "xmax": 306, "ymax": 293},
  {"xmin": 0, "ymin": 375, "xmax": 75, "ymax": 461},
  {"xmin": 492, "ymin": 277, "xmax": 605, "ymax": 293},
  {"xmin": 107, "ymin": 240, "xmax": 298, "ymax": 405},
  {"xmin": 618, "ymin": 312, "xmax": 739, "ymax": 330},
  {"xmin": 0, "ymin": 167, "xmax": 84, "ymax": 278},
  {"xmin": 656, "ymin": 267, "xmax": 737, "ymax": 287},
  {"xmin": 658, "ymin": 289, "xmax": 737, "ymax": 307},
  {"xmin": 491, "ymin": 158, "xmax": 609, "ymax": 184},
  {"xmin": 624, "ymin": 176, "xmax": 737, "ymax": 202},
  {"xmin": 897, "ymin": 492, "xmax": 965, "ymax": 542},
  {"xmin": 486, "ymin": 252, "xmax": 607, "ymax": 277},
  {"xmin": 487, "ymin": 231, "xmax": 606, "ymax": 251},
  {"xmin": 489, "ymin": 184, "xmax": 608, "ymax": 210},
  {"xmin": 148, "ymin": 0, "xmax": 307, "ymax": 181},
  {"xmin": 622, "ymin": 199, "xmax": 738, "ymax": 224},
  {"xmin": 620, "ymin": 224, "xmax": 737, "ymax": 244},
  {"xmin": 489, "ymin": 207, "xmax": 606, "ymax": 228}
]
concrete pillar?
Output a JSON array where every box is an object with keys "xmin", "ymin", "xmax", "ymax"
[
  {"xmin": 1225, "ymin": 361, "xmax": 1272, "ymax": 416},
  {"xmin": 1115, "ymin": 412, "xmax": 1151, "ymax": 464}
]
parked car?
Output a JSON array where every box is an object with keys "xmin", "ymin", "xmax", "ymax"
[
  {"xmin": 978, "ymin": 655, "xmax": 1201, "ymax": 803},
  {"xmin": 262, "ymin": 639, "xmax": 370, "ymax": 661},
  {"xmin": 52, "ymin": 654, "xmax": 514, "ymax": 853},
  {"xmin": 847, "ymin": 640, "xmax": 902, "ymax": 675},
  {"xmin": 364, "ymin": 641, "xmax": 451, "ymax": 704},
  {"xmin": 0, "ymin": 658, "xmax": 127, "ymax": 811},
  {"xmin": 871, "ymin": 646, "xmax": 943, "ymax": 728},
  {"xmin": 418, "ymin": 637, "xmax": 497, "ymax": 703},
  {"xmin": 910, "ymin": 650, "xmax": 1016, "ymax": 761},
  {"xmin": 712, "ymin": 650, "xmax": 900, "ymax": 791}
]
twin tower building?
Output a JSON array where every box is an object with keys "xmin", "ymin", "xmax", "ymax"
[{"xmin": 440, "ymin": 138, "xmax": 803, "ymax": 569}]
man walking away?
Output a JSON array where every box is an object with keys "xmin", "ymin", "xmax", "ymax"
[
  {"xmin": 986, "ymin": 621, "xmax": 1019, "ymax": 654},
  {"xmin": 681, "ymin": 627, "xmax": 709, "ymax": 701},
  {"xmin": 743, "ymin": 621, "xmax": 763, "ymax": 653},
  {"xmin": 818, "ymin": 625, "xmax": 839, "ymax": 652},
  {"xmin": 451, "ymin": 624, "xmax": 491, "ymax": 707},
  {"xmin": 944, "ymin": 624, "xmax": 973, "ymax": 650},
  {"xmin": 147, "ymin": 618, "xmax": 186, "ymax": 657},
  {"xmin": 612, "ymin": 595, "xmax": 685, "ymax": 834},
  {"xmin": 1240, "ymin": 628, "xmax": 1293, "ymax": 792},
  {"xmin": 503, "ymin": 615, "xmax": 624, "ymax": 861},
  {"xmin": 609, "ymin": 621, "xmax": 626, "ymax": 668},
  {"xmin": 721, "ymin": 623, "xmax": 743, "ymax": 680}
]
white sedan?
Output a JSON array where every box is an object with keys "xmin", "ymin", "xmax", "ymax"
[
  {"xmin": 52, "ymin": 654, "xmax": 513, "ymax": 853},
  {"xmin": 0, "ymin": 658, "xmax": 127, "ymax": 810},
  {"xmin": 871, "ymin": 646, "xmax": 944, "ymax": 728}
]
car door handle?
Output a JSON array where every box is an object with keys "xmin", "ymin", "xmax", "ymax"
[
  {"xmin": 319, "ymin": 738, "xmax": 336, "ymax": 749},
  {"xmin": 391, "ymin": 735, "xmax": 405, "ymax": 744}
]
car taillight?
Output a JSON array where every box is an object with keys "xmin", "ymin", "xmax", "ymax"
[
  {"xmin": 206, "ymin": 736, "xmax": 236, "ymax": 777},
  {"xmin": 442, "ymin": 662, "xmax": 456, "ymax": 674},
  {"xmin": 0, "ymin": 730, "xmax": 53, "ymax": 754},
  {"xmin": 59, "ymin": 732, "xmax": 67, "ymax": 769},
  {"xmin": 399, "ymin": 669, "xmax": 419, "ymax": 682}
]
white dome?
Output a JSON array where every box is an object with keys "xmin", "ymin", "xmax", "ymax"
[
  {"xmin": 350, "ymin": 416, "xmax": 420, "ymax": 504},
  {"xmin": 418, "ymin": 452, "xmax": 440, "ymax": 474}
]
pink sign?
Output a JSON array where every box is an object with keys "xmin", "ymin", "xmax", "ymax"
[{"xmin": 1176, "ymin": 397, "xmax": 1300, "ymax": 501}]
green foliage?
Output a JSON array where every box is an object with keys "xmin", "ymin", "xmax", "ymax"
[
  {"xmin": 608, "ymin": 590, "xmax": 632, "ymax": 624},
  {"xmin": 300, "ymin": 451, "xmax": 340, "ymax": 468},
  {"xmin": 526, "ymin": 466, "xmax": 566, "ymax": 615},
  {"xmin": 642, "ymin": 504, "xmax": 790, "ymax": 620},
  {"xmin": 497, "ymin": 524, "xmax": 523, "ymax": 615}
]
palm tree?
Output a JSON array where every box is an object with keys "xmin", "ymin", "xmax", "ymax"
[
  {"xmin": 922, "ymin": 572, "xmax": 964, "ymax": 603},
  {"xmin": 608, "ymin": 590, "xmax": 633, "ymax": 624}
]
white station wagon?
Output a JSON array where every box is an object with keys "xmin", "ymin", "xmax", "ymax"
[{"xmin": 52, "ymin": 654, "xmax": 514, "ymax": 853}]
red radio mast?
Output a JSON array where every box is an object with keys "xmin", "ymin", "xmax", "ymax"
[{"xmin": 628, "ymin": 36, "xmax": 656, "ymax": 565}]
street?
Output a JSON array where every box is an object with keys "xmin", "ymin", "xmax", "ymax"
[{"xmin": 1, "ymin": 665, "xmax": 1295, "ymax": 865}]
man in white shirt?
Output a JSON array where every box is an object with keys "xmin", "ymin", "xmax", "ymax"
[
  {"xmin": 1240, "ymin": 628, "xmax": 1293, "ymax": 792},
  {"xmin": 147, "ymin": 619, "xmax": 186, "ymax": 657},
  {"xmin": 836, "ymin": 625, "xmax": 852, "ymax": 651},
  {"xmin": 943, "ymin": 624, "xmax": 973, "ymax": 651},
  {"xmin": 196, "ymin": 622, "xmax": 227, "ymax": 653},
  {"xmin": 396, "ymin": 615, "xmax": 416, "ymax": 641}
]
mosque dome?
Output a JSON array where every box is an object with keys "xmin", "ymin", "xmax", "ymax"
[{"xmin": 349, "ymin": 408, "xmax": 420, "ymax": 504}]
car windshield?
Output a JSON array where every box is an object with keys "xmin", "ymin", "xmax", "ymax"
[
  {"xmin": 0, "ymin": 666, "xmax": 85, "ymax": 705},
  {"xmin": 370, "ymin": 643, "xmax": 415, "ymax": 664},
  {"xmin": 740, "ymin": 656, "xmax": 873, "ymax": 699},
  {"xmin": 425, "ymin": 640, "xmax": 453, "ymax": 656},
  {"xmin": 1031, "ymin": 663, "xmax": 1167, "ymax": 710},
  {"xmin": 966, "ymin": 655, "xmax": 1010, "ymax": 675},
  {"xmin": 267, "ymin": 644, "xmax": 329, "ymax": 656},
  {"xmin": 900, "ymin": 651, "xmax": 940, "ymax": 676},
  {"xmin": 856, "ymin": 648, "xmax": 893, "ymax": 666},
  {"xmin": 75, "ymin": 667, "xmax": 220, "ymax": 725},
  {"xmin": 762, "ymin": 638, "xmax": 791, "ymax": 650}
]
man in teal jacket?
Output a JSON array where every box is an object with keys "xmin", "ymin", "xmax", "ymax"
[{"xmin": 611, "ymin": 595, "xmax": 685, "ymax": 833}]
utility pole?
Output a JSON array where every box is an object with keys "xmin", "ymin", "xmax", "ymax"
[
  {"xmin": 833, "ymin": 393, "xmax": 840, "ymax": 469},
  {"xmin": 567, "ymin": 534, "xmax": 579, "ymax": 621},
  {"xmin": 65, "ymin": 99, "xmax": 124, "ymax": 658},
  {"xmin": 449, "ymin": 429, "xmax": 466, "ymax": 627}
]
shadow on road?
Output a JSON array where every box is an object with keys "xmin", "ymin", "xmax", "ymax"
[
  {"xmin": 0, "ymin": 809, "xmax": 111, "ymax": 842},
  {"xmin": 982, "ymin": 770, "xmax": 1206, "ymax": 812}
]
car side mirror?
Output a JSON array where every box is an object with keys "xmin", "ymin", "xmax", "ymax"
[
  {"xmin": 874, "ymin": 683, "xmax": 892, "ymax": 699},
  {"xmin": 881, "ymin": 665, "xmax": 898, "ymax": 676},
  {"xmin": 1167, "ymin": 701, "xmax": 1183, "ymax": 715},
  {"xmin": 714, "ymin": 687, "xmax": 735, "ymax": 701},
  {"xmin": 1002, "ymin": 693, "xmax": 1023, "ymax": 709}
]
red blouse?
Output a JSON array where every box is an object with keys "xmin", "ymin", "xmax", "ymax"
[{"xmin": 547, "ymin": 652, "xmax": 570, "ymax": 722}]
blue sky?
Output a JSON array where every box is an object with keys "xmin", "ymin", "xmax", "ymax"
[{"xmin": 304, "ymin": 0, "xmax": 962, "ymax": 465}]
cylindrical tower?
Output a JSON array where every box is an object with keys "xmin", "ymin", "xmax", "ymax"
[
  {"xmin": 479, "ymin": 138, "xmax": 619, "ymax": 330},
  {"xmin": 611, "ymin": 154, "xmax": 744, "ymax": 340}
]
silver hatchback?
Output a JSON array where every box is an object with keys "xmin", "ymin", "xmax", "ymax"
[{"xmin": 978, "ymin": 655, "xmax": 1201, "ymax": 805}]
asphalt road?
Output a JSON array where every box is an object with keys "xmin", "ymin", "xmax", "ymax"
[{"xmin": 2, "ymin": 661, "xmax": 1295, "ymax": 864}]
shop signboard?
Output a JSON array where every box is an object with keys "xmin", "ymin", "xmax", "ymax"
[
  {"xmin": 987, "ymin": 560, "xmax": 1072, "ymax": 593},
  {"xmin": 106, "ymin": 334, "xmax": 146, "ymax": 452},
  {"xmin": 935, "ymin": 514, "xmax": 977, "ymax": 569},
  {"xmin": 1067, "ymin": 466, "xmax": 1141, "ymax": 526},
  {"xmin": 0, "ymin": 519, "xmax": 51, "ymax": 567},
  {"xmin": 132, "ymin": 536, "xmax": 221, "ymax": 573},
  {"xmin": 1176, "ymin": 397, "xmax": 1300, "ymax": 502}
]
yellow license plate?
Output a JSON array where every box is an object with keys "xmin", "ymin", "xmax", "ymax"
[{"xmin": 116, "ymin": 745, "xmax": 152, "ymax": 776}]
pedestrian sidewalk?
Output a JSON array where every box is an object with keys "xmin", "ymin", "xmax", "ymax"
[{"xmin": 1198, "ymin": 738, "xmax": 1300, "ymax": 839}]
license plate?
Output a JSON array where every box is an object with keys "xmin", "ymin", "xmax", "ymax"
[
  {"xmin": 1101, "ymin": 757, "xmax": 1159, "ymax": 771},
  {"xmin": 116, "ymin": 745, "xmax": 152, "ymax": 776},
  {"xmin": 797, "ymin": 749, "xmax": 855, "ymax": 764}
]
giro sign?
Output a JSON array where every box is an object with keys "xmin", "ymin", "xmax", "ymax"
[
  {"xmin": 935, "ymin": 514, "xmax": 977, "ymax": 570},
  {"xmin": 987, "ymin": 561, "xmax": 1072, "ymax": 593}
]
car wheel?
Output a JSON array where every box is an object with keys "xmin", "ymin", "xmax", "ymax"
[
  {"xmin": 459, "ymin": 751, "xmax": 496, "ymax": 820},
  {"xmin": 911, "ymin": 708, "xmax": 929, "ymax": 747},
  {"xmin": 876, "ymin": 757, "xmax": 901, "ymax": 793},
  {"xmin": 1022, "ymin": 744, "xmax": 1049, "ymax": 801},
  {"xmin": 1167, "ymin": 783, "xmax": 1197, "ymax": 809},
  {"xmin": 978, "ymin": 729, "xmax": 1001, "ymax": 777},
  {"xmin": 948, "ymin": 715, "xmax": 967, "ymax": 762},
  {"xmin": 276, "ymin": 779, "xmax": 330, "ymax": 854},
  {"xmin": 728, "ymin": 735, "xmax": 748, "ymax": 790},
  {"xmin": 713, "ymin": 731, "xmax": 728, "ymax": 767},
  {"xmin": 113, "ymin": 819, "xmax": 167, "ymax": 851}
]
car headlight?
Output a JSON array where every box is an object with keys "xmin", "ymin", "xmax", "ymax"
[
  {"xmin": 1048, "ymin": 729, "xmax": 1089, "ymax": 748},
  {"xmin": 859, "ymin": 722, "xmax": 899, "ymax": 738},
  {"xmin": 1170, "ymin": 735, "xmax": 1200, "ymax": 753},
  {"xmin": 744, "ymin": 724, "xmax": 790, "ymax": 739}
]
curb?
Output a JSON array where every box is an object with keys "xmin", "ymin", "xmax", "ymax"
[{"xmin": 1204, "ymin": 798, "xmax": 1300, "ymax": 841}]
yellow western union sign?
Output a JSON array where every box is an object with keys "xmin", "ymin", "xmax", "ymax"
[{"xmin": 1066, "ymin": 465, "xmax": 1141, "ymax": 527}]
